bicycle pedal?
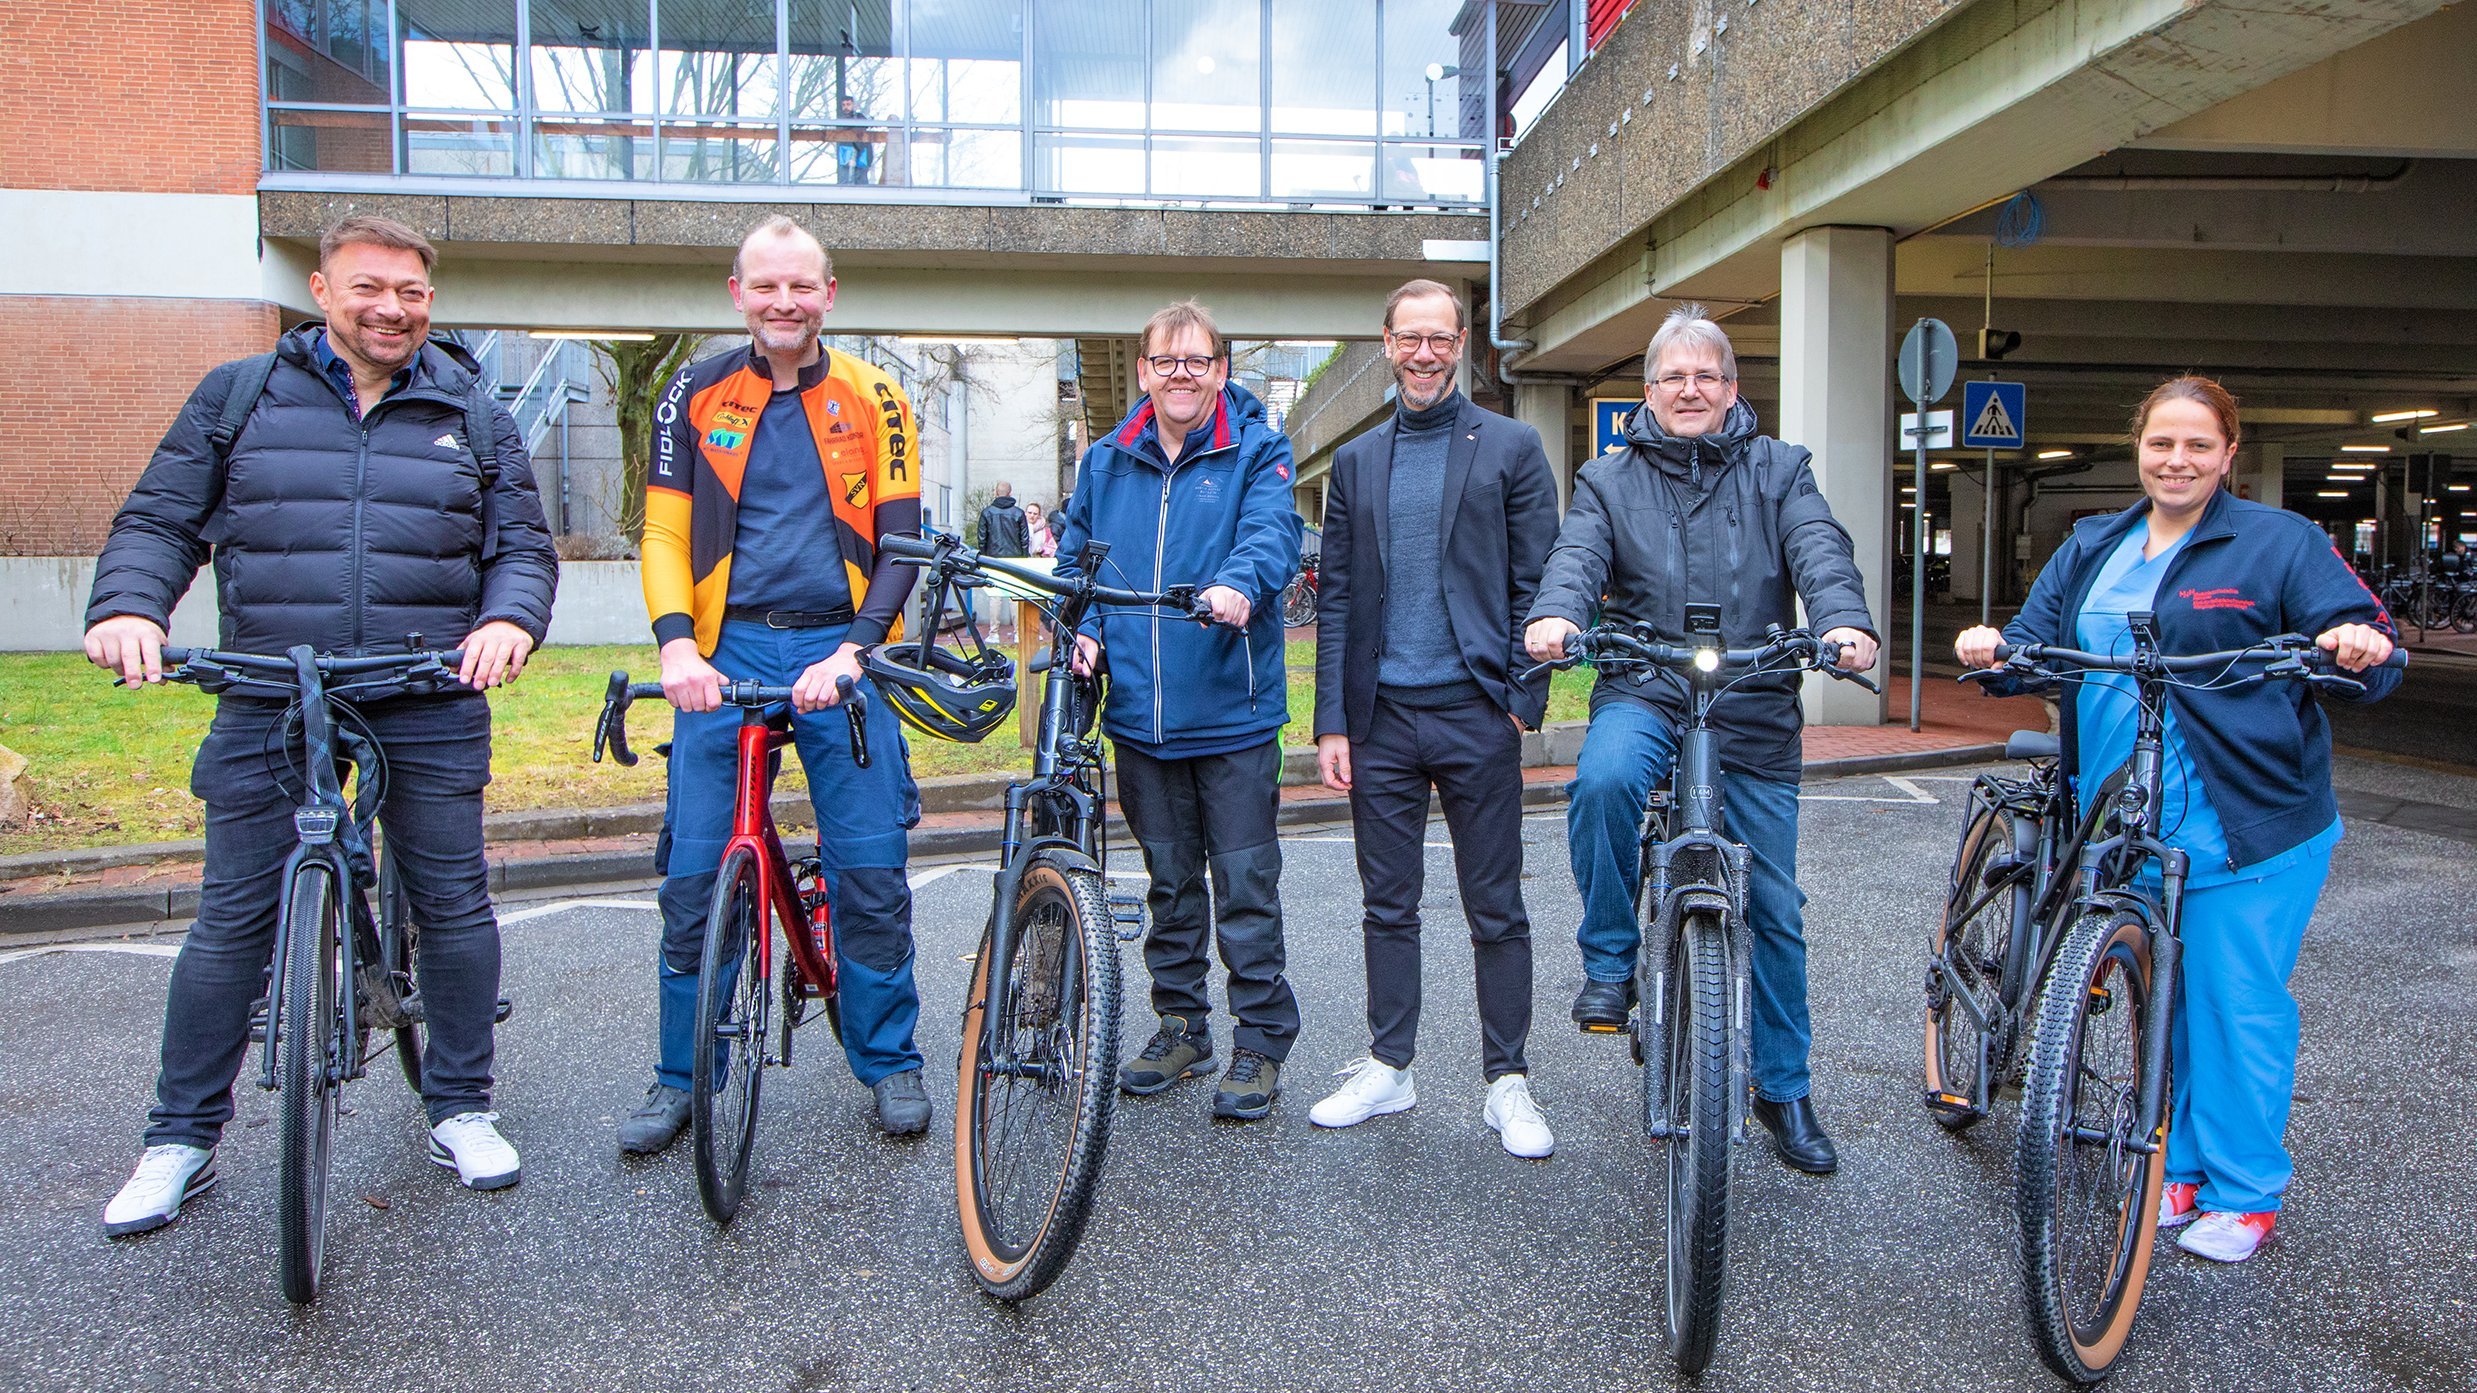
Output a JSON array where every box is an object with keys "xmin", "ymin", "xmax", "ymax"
[
  {"xmin": 1922, "ymin": 1089, "xmax": 1975, "ymax": 1116},
  {"xmin": 1578, "ymin": 1019, "xmax": 1630, "ymax": 1035},
  {"xmin": 248, "ymin": 1010, "xmax": 269, "ymax": 1043},
  {"xmin": 492, "ymin": 995, "xmax": 513, "ymax": 1024},
  {"xmin": 1107, "ymin": 891, "xmax": 1146, "ymax": 942}
]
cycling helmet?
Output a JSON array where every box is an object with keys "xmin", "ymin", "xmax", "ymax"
[{"xmin": 863, "ymin": 640, "xmax": 1018, "ymax": 743}]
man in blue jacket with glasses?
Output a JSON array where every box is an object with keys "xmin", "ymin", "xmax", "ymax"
[{"xmin": 1055, "ymin": 299, "xmax": 1304, "ymax": 1121}]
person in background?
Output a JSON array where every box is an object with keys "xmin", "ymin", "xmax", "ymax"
[{"xmin": 1023, "ymin": 500, "xmax": 1056, "ymax": 557}]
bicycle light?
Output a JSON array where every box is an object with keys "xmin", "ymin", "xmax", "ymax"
[{"xmin": 1693, "ymin": 647, "xmax": 1721, "ymax": 673}]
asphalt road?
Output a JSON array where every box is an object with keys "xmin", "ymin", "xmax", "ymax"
[{"xmin": 3, "ymin": 759, "xmax": 2472, "ymax": 1393}]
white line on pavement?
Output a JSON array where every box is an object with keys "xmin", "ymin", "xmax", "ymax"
[
  {"xmin": 496, "ymin": 897, "xmax": 660, "ymax": 926},
  {"xmin": 0, "ymin": 942, "xmax": 182, "ymax": 968},
  {"xmin": 1799, "ymin": 775, "xmax": 1940, "ymax": 805}
]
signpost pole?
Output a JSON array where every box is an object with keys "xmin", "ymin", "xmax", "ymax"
[
  {"xmin": 1980, "ymin": 446, "xmax": 1995, "ymax": 627},
  {"xmin": 1896, "ymin": 319, "xmax": 1957, "ymax": 735},
  {"xmin": 1911, "ymin": 432, "xmax": 1927, "ymax": 731}
]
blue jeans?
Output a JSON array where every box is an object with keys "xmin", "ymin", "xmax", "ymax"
[
  {"xmin": 655, "ymin": 621, "xmax": 923, "ymax": 1089},
  {"xmin": 1566, "ymin": 700, "xmax": 1815, "ymax": 1103}
]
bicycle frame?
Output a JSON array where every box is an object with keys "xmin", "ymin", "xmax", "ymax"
[
  {"xmin": 258, "ymin": 648, "xmax": 372, "ymax": 1094},
  {"xmin": 723, "ymin": 707, "xmax": 839, "ymax": 1007}
]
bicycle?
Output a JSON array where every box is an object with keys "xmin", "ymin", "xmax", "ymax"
[
  {"xmin": 1531, "ymin": 610, "xmax": 1878, "ymax": 1376},
  {"xmin": 592, "ymin": 669, "xmax": 872, "ymax": 1224},
  {"xmin": 876, "ymin": 526, "xmax": 1216, "ymax": 1301},
  {"xmin": 1956, "ymin": 620, "xmax": 2398, "ymax": 1382},
  {"xmin": 144, "ymin": 643, "xmax": 476, "ymax": 1302},
  {"xmin": 1281, "ymin": 547, "xmax": 1319, "ymax": 628}
]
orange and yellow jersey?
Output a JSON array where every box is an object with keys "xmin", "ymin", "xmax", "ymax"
[{"xmin": 643, "ymin": 344, "xmax": 922, "ymax": 654}]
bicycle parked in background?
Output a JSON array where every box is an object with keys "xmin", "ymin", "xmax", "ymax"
[{"xmin": 1532, "ymin": 610, "xmax": 1877, "ymax": 1376}]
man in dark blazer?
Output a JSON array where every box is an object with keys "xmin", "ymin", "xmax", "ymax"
[{"xmin": 1309, "ymin": 279, "xmax": 1561, "ymax": 1157}]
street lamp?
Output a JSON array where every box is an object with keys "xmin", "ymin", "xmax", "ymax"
[{"xmin": 1424, "ymin": 63, "xmax": 1461, "ymax": 138}]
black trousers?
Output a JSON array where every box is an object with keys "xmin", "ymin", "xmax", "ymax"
[
  {"xmin": 1113, "ymin": 738, "xmax": 1299, "ymax": 1060},
  {"xmin": 1348, "ymin": 695, "xmax": 1533, "ymax": 1080},
  {"xmin": 149, "ymin": 694, "xmax": 502, "ymax": 1147}
]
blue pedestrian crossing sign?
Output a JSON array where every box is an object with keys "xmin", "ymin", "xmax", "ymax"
[{"xmin": 1961, "ymin": 381, "xmax": 2026, "ymax": 449}]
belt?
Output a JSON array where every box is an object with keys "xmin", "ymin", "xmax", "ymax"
[{"xmin": 723, "ymin": 604, "xmax": 855, "ymax": 629}]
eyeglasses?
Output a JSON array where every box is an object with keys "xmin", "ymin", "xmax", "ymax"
[
  {"xmin": 1387, "ymin": 331, "xmax": 1464, "ymax": 355},
  {"xmin": 1143, "ymin": 354, "xmax": 1220, "ymax": 378},
  {"xmin": 1652, "ymin": 371, "xmax": 1731, "ymax": 393}
]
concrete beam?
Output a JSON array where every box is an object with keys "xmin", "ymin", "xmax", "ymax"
[{"xmin": 2134, "ymin": 2, "xmax": 2477, "ymax": 159}]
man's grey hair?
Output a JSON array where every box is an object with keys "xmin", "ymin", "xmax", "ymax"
[{"xmin": 1643, "ymin": 303, "xmax": 1737, "ymax": 384}]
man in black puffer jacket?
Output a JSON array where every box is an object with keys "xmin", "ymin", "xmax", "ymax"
[{"xmin": 84, "ymin": 216, "xmax": 557, "ymax": 1237}]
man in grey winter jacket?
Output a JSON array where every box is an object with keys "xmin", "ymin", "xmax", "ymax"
[{"xmin": 1524, "ymin": 304, "xmax": 1877, "ymax": 1175}]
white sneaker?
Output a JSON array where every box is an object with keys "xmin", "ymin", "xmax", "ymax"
[
  {"xmin": 1484, "ymin": 1074, "xmax": 1555, "ymax": 1159},
  {"xmin": 103, "ymin": 1144, "xmax": 217, "ymax": 1237},
  {"xmin": 2178, "ymin": 1210, "xmax": 2274, "ymax": 1263},
  {"xmin": 428, "ymin": 1112, "xmax": 521, "ymax": 1190},
  {"xmin": 1308, "ymin": 1058, "xmax": 1417, "ymax": 1128}
]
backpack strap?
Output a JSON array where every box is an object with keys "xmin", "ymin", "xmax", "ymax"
[
  {"xmin": 207, "ymin": 353, "xmax": 279, "ymax": 469},
  {"xmin": 463, "ymin": 379, "xmax": 507, "ymax": 560}
]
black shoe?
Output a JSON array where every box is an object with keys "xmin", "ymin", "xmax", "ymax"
[
  {"xmin": 618, "ymin": 1084, "xmax": 692, "ymax": 1156},
  {"xmin": 1211, "ymin": 1049, "xmax": 1282, "ymax": 1121},
  {"xmin": 1751, "ymin": 1095, "xmax": 1839, "ymax": 1175},
  {"xmin": 873, "ymin": 1070, "xmax": 932, "ymax": 1137},
  {"xmin": 1571, "ymin": 978, "xmax": 1636, "ymax": 1030}
]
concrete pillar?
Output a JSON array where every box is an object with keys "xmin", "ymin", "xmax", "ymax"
[
  {"xmin": 1514, "ymin": 381, "xmax": 1575, "ymax": 510},
  {"xmin": 2246, "ymin": 443, "xmax": 2284, "ymax": 509},
  {"xmin": 1778, "ymin": 226, "xmax": 1893, "ymax": 725},
  {"xmin": 1949, "ymin": 464, "xmax": 1987, "ymax": 608}
]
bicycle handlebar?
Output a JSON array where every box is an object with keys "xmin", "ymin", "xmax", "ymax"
[
  {"xmin": 880, "ymin": 530, "xmax": 1222, "ymax": 625},
  {"xmin": 147, "ymin": 645, "xmax": 471, "ymax": 700},
  {"xmin": 1972, "ymin": 634, "xmax": 2405, "ymax": 698},
  {"xmin": 1531, "ymin": 624, "xmax": 1884, "ymax": 694},
  {"xmin": 592, "ymin": 670, "xmax": 871, "ymax": 768}
]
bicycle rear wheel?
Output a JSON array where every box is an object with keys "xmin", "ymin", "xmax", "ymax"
[
  {"xmin": 956, "ymin": 857, "xmax": 1121, "ymax": 1301},
  {"xmin": 1281, "ymin": 573, "xmax": 1317, "ymax": 628},
  {"xmin": 1659, "ymin": 910, "xmax": 1733, "ymax": 1375},
  {"xmin": 277, "ymin": 863, "xmax": 343, "ymax": 1304},
  {"xmin": 1925, "ymin": 802, "xmax": 2023, "ymax": 1129},
  {"xmin": 693, "ymin": 846, "xmax": 770, "ymax": 1225},
  {"xmin": 377, "ymin": 846, "xmax": 425, "ymax": 1092},
  {"xmin": 2017, "ymin": 909, "xmax": 2165, "ymax": 1383}
]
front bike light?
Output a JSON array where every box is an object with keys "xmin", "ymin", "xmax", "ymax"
[{"xmin": 1693, "ymin": 647, "xmax": 1720, "ymax": 673}]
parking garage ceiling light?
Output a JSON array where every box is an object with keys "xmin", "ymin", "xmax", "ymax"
[
  {"xmin": 2422, "ymin": 422, "xmax": 2470, "ymax": 435},
  {"xmin": 2340, "ymin": 445, "xmax": 2392, "ymax": 453},
  {"xmin": 2036, "ymin": 449, "xmax": 2075, "ymax": 460},
  {"xmin": 531, "ymin": 330, "xmax": 654, "ymax": 341},
  {"xmin": 2453, "ymin": 484, "xmax": 2473, "ymax": 493},
  {"xmin": 2316, "ymin": 491, "xmax": 2351, "ymax": 498},
  {"xmin": 2370, "ymin": 409, "xmax": 2440, "ymax": 423}
]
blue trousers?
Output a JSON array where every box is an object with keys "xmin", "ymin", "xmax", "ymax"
[
  {"xmin": 2164, "ymin": 841, "xmax": 2335, "ymax": 1214},
  {"xmin": 1567, "ymin": 700, "xmax": 1815, "ymax": 1103},
  {"xmin": 655, "ymin": 621, "xmax": 923, "ymax": 1090}
]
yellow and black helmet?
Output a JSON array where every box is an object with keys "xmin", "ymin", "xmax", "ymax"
[{"xmin": 863, "ymin": 640, "xmax": 1018, "ymax": 744}]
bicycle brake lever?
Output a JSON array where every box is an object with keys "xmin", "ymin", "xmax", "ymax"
[
  {"xmin": 594, "ymin": 670, "xmax": 637, "ymax": 766},
  {"xmin": 837, "ymin": 674, "xmax": 871, "ymax": 769}
]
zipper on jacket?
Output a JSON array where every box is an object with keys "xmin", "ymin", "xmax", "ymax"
[
  {"xmin": 1153, "ymin": 468, "xmax": 1173, "ymax": 744},
  {"xmin": 349, "ymin": 418, "xmax": 372, "ymax": 653}
]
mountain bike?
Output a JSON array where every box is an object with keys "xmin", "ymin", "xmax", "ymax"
[
  {"xmin": 1959, "ymin": 620, "xmax": 2400, "ymax": 1382},
  {"xmin": 1533, "ymin": 611, "xmax": 1878, "ymax": 1376},
  {"xmin": 877, "ymin": 527, "xmax": 1216, "ymax": 1301},
  {"xmin": 592, "ymin": 669, "xmax": 871, "ymax": 1224},
  {"xmin": 146, "ymin": 644, "xmax": 476, "ymax": 1302}
]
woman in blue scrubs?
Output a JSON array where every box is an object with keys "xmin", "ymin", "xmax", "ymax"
[{"xmin": 1956, "ymin": 375, "xmax": 2399, "ymax": 1264}]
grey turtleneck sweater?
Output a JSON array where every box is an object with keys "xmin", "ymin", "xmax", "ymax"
[{"xmin": 1377, "ymin": 389, "xmax": 1482, "ymax": 705}]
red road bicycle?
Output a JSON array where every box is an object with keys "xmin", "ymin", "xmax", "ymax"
[{"xmin": 594, "ymin": 671, "xmax": 870, "ymax": 1223}]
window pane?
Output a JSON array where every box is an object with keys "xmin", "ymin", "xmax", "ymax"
[
  {"xmin": 664, "ymin": 123, "xmax": 783, "ymax": 181},
  {"xmin": 1032, "ymin": 0, "xmax": 1141, "ymax": 130},
  {"xmin": 1378, "ymin": 0, "xmax": 1463, "ymax": 139},
  {"xmin": 1035, "ymin": 130, "xmax": 1141, "ymax": 194},
  {"xmin": 1270, "ymin": 139, "xmax": 1371, "ymax": 201},
  {"xmin": 786, "ymin": 124, "xmax": 892, "ymax": 184},
  {"xmin": 1380, "ymin": 141, "xmax": 1482, "ymax": 203},
  {"xmin": 1151, "ymin": 136, "xmax": 1259, "ymax": 198},
  {"xmin": 530, "ymin": 0, "xmax": 654, "ymax": 113},
  {"xmin": 787, "ymin": 0, "xmax": 900, "ymax": 121},
  {"xmin": 662, "ymin": 0, "xmax": 782, "ymax": 120},
  {"xmin": 399, "ymin": 0, "xmax": 516, "ymax": 110},
  {"xmin": 1151, "ymin": 1, "xmax": 1258, "ymax": 134},
  {"xmin": 913, "ymin": 127, "xmax": 1021, "ymax": 189},
  {"xmin": 911, "ymin": 0, "xmax": 1021, "ymax": 124},
  {"xmin": 267, "ymin": 0, "xmax": 395, "ymax": 104},
  {"xmin": 1269, "ymin": 0, "xmax": 1371, "ymax": 136},
  {"xmin": 404, "ymin": 112, "xmax": 517, "ymax": 174},
  {"xmin": 268, "ymin": 105, "xmax": 394, "ymax": 172},
  {"xmin": 533, "ymin": 117, "xmax": 657, "ymax": 178}
]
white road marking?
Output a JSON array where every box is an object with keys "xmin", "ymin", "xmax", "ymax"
[
  {"xmin": 0, "ymin": 942, "xmax": 182, "ymax": 968},
  {"xmin": 495, "ymin": 897, "xmax": 659, "ymax": 925},
  {"xmin": 1283, "ymin": 835, "xmax": 1456, "ymax": 849},
  {"xmin": 1798, "ymin": 776, "xmax": 1940, "ymax": 805}
]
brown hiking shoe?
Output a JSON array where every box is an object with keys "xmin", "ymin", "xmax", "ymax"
[
  {"xmin": 1119, "ymin": 1015, "xmax": 1213, "ymax": 1096},
  {"xmin": 1211, "ymin": 1049, "xmax": 1281, "ymax": 1121}
]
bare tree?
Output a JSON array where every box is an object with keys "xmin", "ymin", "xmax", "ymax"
[{"xmin": 594, "ymin": 334, "xmax": 712, "ymax": 546}]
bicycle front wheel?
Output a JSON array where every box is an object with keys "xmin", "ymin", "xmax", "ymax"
[
  {"xmin": 693, "ymin": 846, "xmax": 771, "ymax": 1225},
  {"xmin": 377, "ymin": 845, "xmax": 425, "ymax": 1092},
  {"xmin": 1281, "ymin": 574, "xmax": 1317, "ymax": 628},
  {"xmin": 277, "ymin": 862, "xmax": 343, "ymax": 1304},
  {"xmin": 2017, "ymin": 910, "xmax": 2165, "ymax": 1383},
  {"xmin": 956, "ymin": 858, "xmax": 1121, "ymax": 1301},
  {"xmin": 1925, "ymin": 802, "xmax": 2023, "ymax": 1128},
  {"xmin": 1660, "ymin": 910, "xmax": 1733, "ymax": 1376}
]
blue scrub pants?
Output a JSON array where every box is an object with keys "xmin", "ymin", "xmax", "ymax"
[
  {"xmin": 2165, "ymin": 843, "xmax": 2336, "ymax": 1214},
  {"xmin": 655, "ymin": 621, "xmax": 923, "ymax": 1090},
  {"xmin": 1566, "ymin": 700, "xmax": 1816, "ymax": 1103}
]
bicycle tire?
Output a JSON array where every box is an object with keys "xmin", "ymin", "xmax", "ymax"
[
  {"xmin": 277, "ymin": 863, "xmax": 342, "ymax": 1304},
  {"xmin": 1924, "ymin": 803, "xmax": 2021, "ymax": 1129},
  {"xmin": 1660, "ymin": 910, "xmax": 1733, "ymax": 1376},
  {"xmin": 693, "ymin": 846, "xmax": 770, "ymax": 1225},
  {"xmin": 956, "ymin": 858, "xmax": 1121, "ymax": 1301},
  {"xmin": 1281, "ymin": 573, "xmax": 1317, "ymax": 628},
  {"xmin": 378, "ymin": 845, "xmax": 424, "ymax": 1092},
  {"xmin": 2017, "ymin": 909, "xmax": 2165, "ymax": 1383},
  {"xmin": 2453, "ymin": 587, "xmax": 2477, "ymax": 636}
]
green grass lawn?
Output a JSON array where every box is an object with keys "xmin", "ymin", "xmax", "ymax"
[{"xmin": 0, "ymin": 641, "xmax": 1593, "ymax": 854}]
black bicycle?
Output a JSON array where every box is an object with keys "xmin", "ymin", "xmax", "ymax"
[
  {"xmin": 1533, "ymin": 610, "xmax": 1877, "ymax": 1376},
  {"xmin": 878, "ymin": 527, "xmax": 1215, "ymax": 1301},
  {"xmin": 1950, "ymin": 620, "xmax": 2398, "ymax": 1382},
  {"xmin": 144, "ymin": 643, "xmax": 477, "ymax": 1302}
]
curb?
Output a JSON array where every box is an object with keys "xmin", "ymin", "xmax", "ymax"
[{"xmin": 0, "ymin": 744, "xmax": 1997, "ymax": 939}]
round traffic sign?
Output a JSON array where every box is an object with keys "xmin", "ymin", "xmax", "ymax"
[{"xmin": 1898, "ymin": 318, "xmax": 1958, "ymax": 406}]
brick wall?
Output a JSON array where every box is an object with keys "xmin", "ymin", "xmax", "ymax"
[
  {"xmin": 0, "ymin": 0, "xmax": 261, "ymax": 195},
  {"xmin": 0, "ymin": 298, "xmax": 279, "ymax": 556}
]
